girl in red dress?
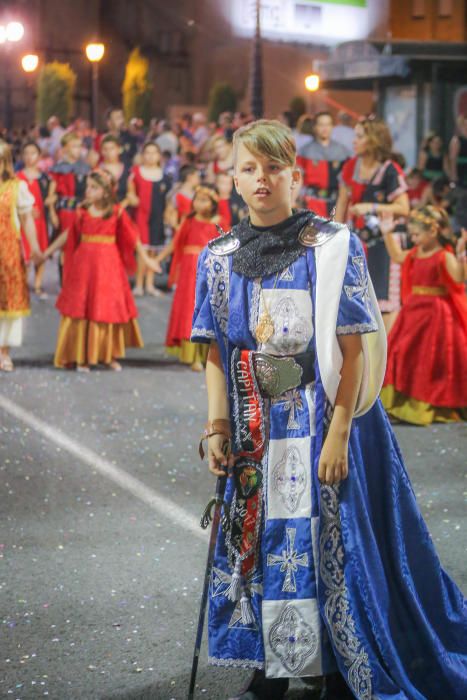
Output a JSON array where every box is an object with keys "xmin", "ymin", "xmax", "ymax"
[
  {"xmin": 127, "ymin": 141, "xmax": 171, "ymax": 296},
  {"xmin": 380, "ymin": 206, "xmax": 467, "ymax": 424},
  {"xmin": 17, "ymin": 141, "xmax": 52, "ymax": 298},
  {"xmin": 156, "ymin": 185, "xmax": 220, "ymax": 371},
  {"xmin": 44, "ymin": 170, "xmax": 161, "ymax": 372}
]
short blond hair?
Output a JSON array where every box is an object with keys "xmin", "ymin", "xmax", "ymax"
[
  {"xmin": 233, "ymin": 119, "xmax": 296, "ymax": 168},
  {"xmin": 61, "ymin": 130, "xmax": 81, "ymax": 147}
]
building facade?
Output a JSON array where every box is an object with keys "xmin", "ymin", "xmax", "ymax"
[{"xmin": 4, "ymin": 0, "xmax": 464, "ymax": 140}]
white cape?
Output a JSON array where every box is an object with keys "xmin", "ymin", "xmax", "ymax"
[{"xmin": 314, "ymin": 225, "xmax": 387, "ymax": 417}]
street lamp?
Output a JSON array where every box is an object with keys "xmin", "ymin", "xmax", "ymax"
[
  {"xmin": 86, "ymin": 42, "xmax": 105, "ymax": 130},
  {"xmin": 6, "ymin": 21, "xmax": 24, "ymax": 43},
  {"xmin": 21, "ymin": 53, "xmax": 39, "ymax": 73},
  {"xmin": 305, "ymin": 73, "xmax": 320, "ymax": 114},
  {"xmin": 305, "ymin": 74, "xmax": 320, "ymax": 93},
  {"xmin": 21, "ymin": 54, "xmax": 39, "ymax": 124},
  {"xmin": 0, "ymin": 20, "xmax": 25, "ymax": 130}
]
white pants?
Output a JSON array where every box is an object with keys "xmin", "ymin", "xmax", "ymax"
[{"xmin": 0, "ymin": 318, "xmax": 23, "ymax": 347}]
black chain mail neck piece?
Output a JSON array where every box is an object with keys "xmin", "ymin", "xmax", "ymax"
[{"xmin": 231, "ymin": 209, "xmax": 315, "ymax": 278}]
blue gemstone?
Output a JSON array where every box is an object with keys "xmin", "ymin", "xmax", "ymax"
[{"xmin": 289, "ymin": 635, "xmax": 296, "ymax": 643}]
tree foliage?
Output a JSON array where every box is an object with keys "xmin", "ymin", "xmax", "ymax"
[
  {"xmin": 122, "ymin": 48, "xmax": 153, "ymax": 126},
  {"xmin": 208, "ymin": 82, "xmax": 237, "ymax": 123},
  {"xmin": 36, "ymin": 62, "xmax": 76, "ymax": 126}
]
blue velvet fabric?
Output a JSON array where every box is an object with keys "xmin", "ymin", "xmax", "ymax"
[{"xmin": 191, "ymin": 236, "xmax": 467, "ymax": 699}]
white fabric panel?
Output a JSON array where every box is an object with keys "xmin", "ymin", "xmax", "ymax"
[
  {"xmin": 266, "ymin": 436, "xmax": 312, "ymax": 520},
  {"xmin": 0, "ymin": 318, "xmax": 23, "ymax": 347},
  {"xmin": 263, "ymin": 598, "xmax": 323, "ymax": 678},
  {"xmin": 258, "ymin": 288, "xmax": 313, "ymax": 356}
]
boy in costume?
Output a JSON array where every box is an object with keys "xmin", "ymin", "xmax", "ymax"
[{"xmin": 191, "ymin": 121, "xmax": 466, "ymax": 700}]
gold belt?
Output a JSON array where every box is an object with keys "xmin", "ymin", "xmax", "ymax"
[
  {"xmin": 182, "ymin": 245, "xmax": 204, "ymax": 255},
  {"xmin": 81, "ymin": 235, "xmax": 116, "ymax": 244},
  {"xmin": 412, "ymin": 285, "xmax": 447, "ymax": 296}
]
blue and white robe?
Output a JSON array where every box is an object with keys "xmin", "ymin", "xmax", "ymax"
[{"xmin": 191, "ymin": 226, "xmax": 467, "ymax": 700}]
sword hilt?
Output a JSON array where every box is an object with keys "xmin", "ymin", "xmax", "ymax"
[{"xmin": 200, "ymin": 475, "xmax": 229, "ymax": 531}]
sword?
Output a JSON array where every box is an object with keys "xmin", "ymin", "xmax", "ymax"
[{"xmin": 187, "ymin": 471, "xmax": 229, "ymax": 700}]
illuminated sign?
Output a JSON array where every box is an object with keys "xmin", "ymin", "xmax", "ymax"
[{"xmin": 231, "ymin": 0, "xmax": 369, "ymax": 45}]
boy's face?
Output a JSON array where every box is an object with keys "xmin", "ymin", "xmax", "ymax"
[
  {"xmin": 234, "ymin": 143, "xmax": 299, "ymax": 218},
  {"xmin": 101, "ymin": 141, "xmax": 121, "ymax": 163},
  {"xmin": 314, "ymin": 115, "xmax": 333, "ymax": 142},
  {"xmin": 65, "ymin": 138, "xmax": 82, "ymax": 161}
]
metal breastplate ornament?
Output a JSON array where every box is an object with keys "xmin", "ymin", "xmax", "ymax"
[
  {"xmin": 298, "ymin": 218, "xmax": 344, "ymax": 247},
  {"xmin": 208, "ymin": 230, "xmax": 241, "ymax": 255}
]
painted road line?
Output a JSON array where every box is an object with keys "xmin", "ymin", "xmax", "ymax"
[{"xmin": 0, "ymin": 393, "xmax": 208, "ymax": 542}]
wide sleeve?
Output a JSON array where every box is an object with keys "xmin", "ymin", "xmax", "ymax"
[
  {"xmin": 191, "ymin": 247, "xmax": 216, "ymax": 344},
  {"xmin": 16, "ymin": 179, "xmax": 34, "ymax": 214},
  {"xmin": 383, "ymin": 161, "xmax": 408, "ymax": 202},
  {"xmin": 336, "ymin": 234, "xmax": 379, "ymax": 335},
  {"xmin": 116, "ymin": 208, "xmax": 138, "ymax": 275}
]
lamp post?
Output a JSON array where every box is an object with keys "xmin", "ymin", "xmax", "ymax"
[
  {"xmin": 305, "ymin": 73, "xmax": 320, "ymax": 114},
  {"xmin": 0, "ymin": 20, "xmax": 25, "ymax": 131},
  {"xmin": 85, "ymin": 42, "xmax": 105, "ymax": 130},
  {"xmin": 21, "ymin": 54, "xmax": 39, "ymax": 124},
  {"xmin": 250, "ymin": 0, "xmax": 263, "ymax": 120}
]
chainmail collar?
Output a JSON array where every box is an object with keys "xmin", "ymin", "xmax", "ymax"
[{"xmin": 231, "ymin": 209, "xmax": 315, "ymax": 278}]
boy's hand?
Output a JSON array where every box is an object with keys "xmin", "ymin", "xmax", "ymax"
[
  {"xmin": 318, "ymin": 431, "xmax": 349, "ymax": 485},
  {"xmin": 207, "ymin": 434, "xmax": 234, "ymax": 477}
]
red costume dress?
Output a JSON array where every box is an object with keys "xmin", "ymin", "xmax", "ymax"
[
  {"xmin": 341, "ymin": 157, "xmax": 407, "ymax": 312},
  {"xmin": 174, "ymin": 191, "xmax": 193, "ymax": 221},
  {"xmin": 54, "ymin": 206, "xmax": 143, "ymax": 367},
  {"xmin": 130, "ymin": 166, "xmax": 170, "ymax": 247},
  {"xmin": 297, "ymin": 139, "xmax": 349, "ymax": 217},
  {"xmin": 165, "ymin": 216, "xmax": 219, "ymax": 365},
  {"xmin": 381, "ymin": 247, "xmax": 467, "ymax": 424},
  {"xmin": 17, "ymin": 170, "xmax": 50, "ymax": 261}
]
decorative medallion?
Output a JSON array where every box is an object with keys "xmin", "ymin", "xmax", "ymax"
[
  {"xmin": 273, "ymin": 445, "xmax": 307, "ymax": 513},
  {"xmin": 269, "ymin": 604, "xmax": 318, "ymax": 674}
]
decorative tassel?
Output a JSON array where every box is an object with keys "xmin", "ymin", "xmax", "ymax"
[
  {"xmin": 226, "ymin": 557, "xmax": 242, "ymax": 602},
  {"xmin": 240, "ymin": 590, "xmax": 255, "ymax": 625}
]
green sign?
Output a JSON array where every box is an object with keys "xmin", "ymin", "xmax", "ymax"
[{"xmin": 302, "ymin": 0, "xmax": 367, "ymax": 6}]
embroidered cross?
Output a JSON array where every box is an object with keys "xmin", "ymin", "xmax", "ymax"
[
  {"xmin": 273, "ymin": 389, "xmax": 304, "ymax": 430},
  {"xmin": 344, "ymin": 256, "xmax": 373, "ymax": 318},
  {"xmin": 267, "ymin": 527, "xmax": 309, "ymax": 593}
]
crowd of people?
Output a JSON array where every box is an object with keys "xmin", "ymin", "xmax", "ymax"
[{"xmin": 0, "ymin": 105, "xmax": 465, "ymax": 425}]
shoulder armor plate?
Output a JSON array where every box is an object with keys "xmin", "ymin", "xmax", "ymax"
[
  {"xmin": 298, "ymin": 216, "xmax": 346, "ymax": 248},
  {"xmin": 208, "ymin": 229, "xmax": 241, "ymax": 256}
]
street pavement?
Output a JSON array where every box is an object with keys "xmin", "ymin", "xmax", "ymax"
[{"xmin": 1, "ymin": 268, "xmax": 466, "ymax": 700}]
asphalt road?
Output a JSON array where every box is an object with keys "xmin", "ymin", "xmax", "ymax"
[{"xmin": 1, "ymin": 269, "xmax": 466, "ymax": 700}]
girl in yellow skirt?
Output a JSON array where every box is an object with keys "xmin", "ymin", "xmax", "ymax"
[
  {"xmin": 0, "ymin": 142, "xmax": 42, "ymax": 372},
  {"xmin": 44, "ymin": 170, "xmax": 161, "ymax": 371}
]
